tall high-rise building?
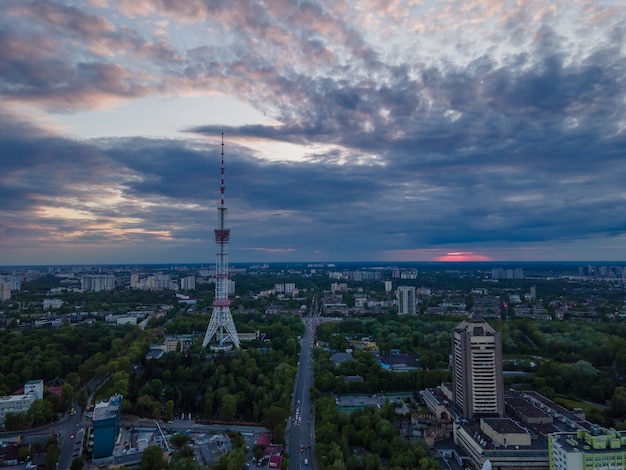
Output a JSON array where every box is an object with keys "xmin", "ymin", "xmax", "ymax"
[
  {"xmin": 397, "ymin": 285, "xmax": 416, "ymax": 314},
  {"xmin": 451, "ymin": 316, "xmax": 504, "ymax": 420},
  {"xmin": 202, "ymin": 134, "xmax": 240, "ymax": 349}
]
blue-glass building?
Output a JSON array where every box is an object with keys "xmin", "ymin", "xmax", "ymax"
[{"xmin": 92, "ymin": 394, "xmax": 123, "ymax": 459}]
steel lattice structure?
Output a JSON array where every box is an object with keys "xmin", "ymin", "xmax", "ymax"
[{"xmin": 202, "ymin": 133, "xmax": 240, "ymax": 349}]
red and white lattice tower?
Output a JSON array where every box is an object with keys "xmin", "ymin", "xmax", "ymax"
[{"xmin": 202, "ymin": 133, "xmax": 240, "ymax": 349}]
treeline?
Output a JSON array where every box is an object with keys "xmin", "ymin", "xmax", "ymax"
[
  {"xmin": 313, "ymin": 349, "xmax": 450, "ymax": 396},
  {"xmin": 0, "ymin": 322, "xmax": 149, "ymax": 395},
  {"xmin": 315, "ymin": 315, "xmax": 460, "ymax": 369},
  {"xmin": 0, "ymin": 322, "xmax": 150, "ymax": 430},
  {"xmin": 315, "ymin": 395, "xmax": 441, "ymax": 470},
  {"xmin": 314, "ymin": 313, "xmax": 626, "ymax": 423},
  {"xmin": 503, "ymin": 319, "xmax": 626, "ymax": 421}
]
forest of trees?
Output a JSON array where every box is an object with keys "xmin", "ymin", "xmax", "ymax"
[
  {"xmin": 313, "ymin": 313, "xmax": 626, "ymax": 425},
  {"xmin": 127, "ymin": 313, "xmax": 303, "ymax": 445},
  {"xmin": 314, "ymin": 395, "xmax": 440, "ymax": 470}
]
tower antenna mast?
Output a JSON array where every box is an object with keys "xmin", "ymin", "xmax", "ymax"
[{"xmin": 202, "ymin": 133, "xmax": 240, "ymax": 349}]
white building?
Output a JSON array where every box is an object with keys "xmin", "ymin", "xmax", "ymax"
[
  {"xmin": 24, "ymin": 380, "xmax": 44, "ymax": 400},
  {"xmin": 81, "ymin": 274, "xmax": 115, "ymax": 292},
  {"xmin": 180, "ymin": 276, "xmax": 196, "ymax": 291},
  {"xmin": 43, "ymin": 298, "xmax": 64, "ymax": 310},
  {"xmin": 0, "ymin": 380, "xmax": 42, "ymax": 426},
  {"xmin": 0, "ymin": 394, "xmax": 35, "ymax": 426},
  {"xmin": 396, "ymin": 286, "xmax": 416, "ymax": 314}
]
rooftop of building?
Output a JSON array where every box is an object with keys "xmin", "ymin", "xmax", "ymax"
[
  {"xmin": 0, "ymin": 393, "xmax": 35, "ymax": 403},
  {"xmin": 453, "ymin": 314, "xmax": 498, "ymax": 336},
  {"xmin": 423, "ymin": 385, "xmax": 596, "ymax": 457},
  {"xmin": 505, "ymin": 396, "xmax": 552, "ymax": 418},
  {"xmin": 482, "ymin": 417, "xmax": 529, "ymax": 434},
  {"xmin": 380, "ymin": 353, "xmax": 421, "ymax": 370},
  {"xmin": 93, "ymin": 394, "xmax": 123, "ymax": 421},
  {"xmin": 554, "ymin": 428, "xmax": 626, "ymax": 454}
]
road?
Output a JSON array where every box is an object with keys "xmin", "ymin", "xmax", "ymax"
[
  {"xmin": 287, "ymin": 312, "xmax": 318, "ymax": 470},
  {"xmin": 56, "ymin": 406, "xmax": 83, "ymax": 470}
]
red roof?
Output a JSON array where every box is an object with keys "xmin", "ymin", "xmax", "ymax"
[
  {"xmin": 256, "ymin": 433, "xmax": 271, "ymax": 447},
  {"xmin": 268, "ymin": 455, "xmax": 282, "ymax": 468}
]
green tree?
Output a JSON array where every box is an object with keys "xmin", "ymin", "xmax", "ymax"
[
  {"xmin": 139, "ymin": 445, "xmax": 167, "ymax": 470},
  {"xmin": 28, "ymin": 399, "xmax": 54, "ymax": 426},
  {"xmin": 165, "ymin": 399, "xmax": 175, "ymax": 421},
  {"xmin": 70, "ymin": 455, "xmax": 85, "ymax": 470},
  {"xmin": 66, "ymin": 371, "xmax": 81, "ymax": 389},
  {"xmin": 61, "ymin": 383, "xmax": 74, "ymax": 406},
  {"xmin": 219, "ymin": 394, "xmax": 238, "ymax": 422},
  {"xmin": 18, "ymin": 445, "xmax": 31, "ymax": 463},
  {"xmin": 611, "ymin": 386, "xmax": 626, "ymax": 418},
  {"xmin": 3, "ymin": 412, "xmax": 30, "ymax": 430},
  {"xmin": 170, "ymin": 433, "xmax": 192, "ymax": 449},
  {"xmin": 45, "ymin": 436, "xmax": 60, "ymax": 470}
]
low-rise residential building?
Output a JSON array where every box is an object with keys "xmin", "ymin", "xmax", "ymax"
[
  {"xmin": 0, "ymin": 395, "xmax": 35, "ymax": 427},
  {"xmin": 0, "ymin": 385, "xmax": 37, "ymax": 427},
  {"xmin": 550, "ymin": 428, "xmax": 626, "ymax": 470}
]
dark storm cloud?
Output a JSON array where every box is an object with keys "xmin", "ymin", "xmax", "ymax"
[
  {"xmin": 190, "ymin": 23, "xmax": 626, "ymax": 251},
  {"xmin": 2, "ymin": 0, "xmax": 626, "ymax": 263}
]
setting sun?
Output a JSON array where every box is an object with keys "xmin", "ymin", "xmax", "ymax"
[{"xmin": 435, "ymin": 252, "xmax": 493, "ymax": 262}]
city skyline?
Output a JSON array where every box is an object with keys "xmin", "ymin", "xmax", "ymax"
[{"xmin": 2, "ymin": 1, "xmax": 626, "ymax": 265}]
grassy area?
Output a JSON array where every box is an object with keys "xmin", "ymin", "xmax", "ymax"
[{"xmin": 555, "ymin": 395, "xmax": 608, "ymax": 415}]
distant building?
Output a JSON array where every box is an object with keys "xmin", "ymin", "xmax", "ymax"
[
  {"xmin": 43, "ymin": 298, "xmax": 63, "ymax": 310},
  {"xmin": 397, "ymin": 286, "xmax": 416, "ymax": 314},
  {"xmin": 0, "ymin": 282, "xmax": 10, "ymax": 301},
  {"xmin": 491, "ymin": 268, "xmax": 524, "ymax": 280},
  {"xmin": 81, "ymin": 274, "xmax": 115, "ymax": 292},
  {"xmin": 274, "ymin": 283, "xmax": 295, "ymax": 295},
  {"xmin": 93, "ymin": 394, "xmax": 123, "ymax": 459},
  {"xmin": 330, "ymin": 282, "xmax": 348, "ymax": 293},
  {"xmin": 180, "ymin": 276, "xmax": 196, "ymax": 291},
  {"xmin": 165, "ymin": 334, "xmax": 195, "ymax": 353}
]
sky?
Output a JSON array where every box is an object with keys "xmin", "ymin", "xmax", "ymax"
[{"xmin": 2, "ymin": 0, "xmax": 626, "ymax": 266}]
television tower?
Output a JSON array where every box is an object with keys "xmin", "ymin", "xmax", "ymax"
[{"xmin": 202, "ymin": 133, "xmax": 240, "ymax": 349}]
